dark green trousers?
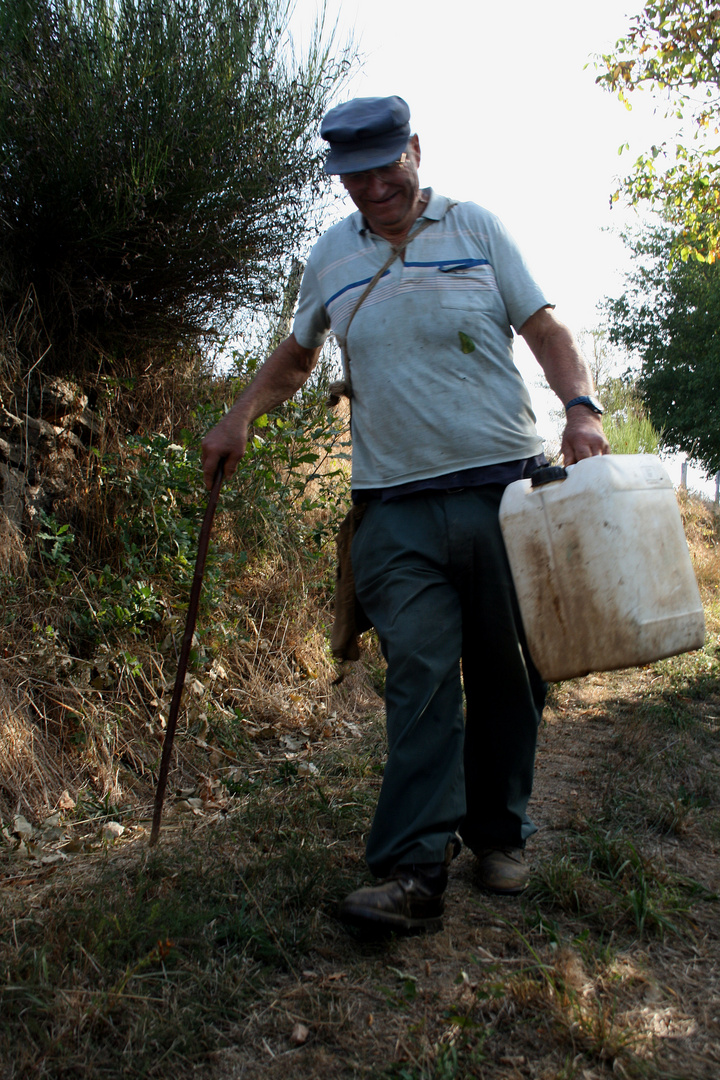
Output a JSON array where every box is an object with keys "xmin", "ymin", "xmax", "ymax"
[{"xmin": 351, "ymin": 487, "xmax": 545, "ymax": 877}]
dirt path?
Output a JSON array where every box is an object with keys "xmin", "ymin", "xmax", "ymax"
[{"xmin": 207, "ymin": 663, "xmax": 720, "ymax": 1080}]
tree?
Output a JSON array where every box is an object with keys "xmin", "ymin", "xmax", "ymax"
[
  {"xmin": 603, "ymin": 226, "xmax": 720, "ymax": 474},
  {"xmin": 0, "ymin": 0, "xmax": 352, "ymax": 372},
  {"xmin": 596, "ymin": 1, "xmax": 720, "ymax": 261}
]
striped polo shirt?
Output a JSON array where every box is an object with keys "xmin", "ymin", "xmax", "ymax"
[{"xmin": 292, "ymin": 190, "xmax": 549, "ymax": 490}]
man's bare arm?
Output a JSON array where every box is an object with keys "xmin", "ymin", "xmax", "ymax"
[
  {"xmin": 201, "ymin": 333, "xmax": 322, "ymax": 488},
  {"xmin": 520, "ymin": 307, "xmax": 610, "ymax": 465}
]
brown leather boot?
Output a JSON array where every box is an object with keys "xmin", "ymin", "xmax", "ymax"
[
  {"xmin": 339, "ymin": 864, "xmax": 447, "ymax": 934},
  {"xmin": 474, "ymin": 849, "xmax": 529, "ymax": 895}
]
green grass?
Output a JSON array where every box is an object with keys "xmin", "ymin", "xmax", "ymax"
[
  {"xmin": 0, "ymin": 716, "xmax": 394, "ymax": 1078},
  {"xmin": 525, "ymin": 826, "xmax": 713, "ymax": 939}
]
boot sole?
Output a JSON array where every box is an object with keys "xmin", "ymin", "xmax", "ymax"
[
  {"xmin": 339, "ymin": 903, "xmax": 443, "ymax": 935},
  {"xmin": 477, "ymin": 880, "xmax": 528, "ymax": 896}
]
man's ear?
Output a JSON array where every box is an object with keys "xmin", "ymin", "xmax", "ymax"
[{"xmin": 409, "ymin": 133, "xmax": 421, "ymax": 167}]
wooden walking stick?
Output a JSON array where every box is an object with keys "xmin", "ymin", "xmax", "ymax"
[{"xmin": 149, "ymin": 458, "xmax": 226, "ymax": 846}]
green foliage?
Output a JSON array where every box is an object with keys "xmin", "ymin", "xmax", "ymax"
[
  {"xmin": 0, "ymin": 0, "xmax": 351, "ymax": 370},
  {"xmin": 33, "ymin": 355, "xmax": 349, "ymax": 649},
  {"xmin": 206, "ymin": 348, "xmax": 351, "ymax": 553},
  {"xmin": 36, "ymin": 510, "xmax": 75, "ymax": 570},
  {"xmin": 595, "ymin": 1, "xmax": 720, "ymax": 260},
  {"xmin": 603, "ymin": 225, "xmax": 720, "ymax": 473},
  {"xmin": 603, "ymin": 412, "xmax": 662, "ymax": 455}
]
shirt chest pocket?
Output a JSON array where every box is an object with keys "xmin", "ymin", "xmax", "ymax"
[{"xmin": 437, "ymin": 262, "xmax": 502, "ymax": 312}]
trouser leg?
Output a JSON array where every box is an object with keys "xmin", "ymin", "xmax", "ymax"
[
  {"xmin": 452, "ymin": 488, "xmax": 545, "ymax": 852},
  {"xmin": 351, "ymin": 489, "xmax": 544, "ymax": 876},
  {"xmin": 351, "ymin": 497, "xmax": 465, "ymax": 877}
]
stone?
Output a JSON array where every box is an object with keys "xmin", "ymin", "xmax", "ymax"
[
  {"xmin": 20, "ymin": 414, "xmax": 57, "ymax": 456},
  {"xmin": 38, "ymin": 377, "xmax": 88, "ymax": 422}
]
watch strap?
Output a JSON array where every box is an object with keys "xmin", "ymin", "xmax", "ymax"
[{"xmin": 565, "ymin": 395, "xmax": 603, "ymax": 415}]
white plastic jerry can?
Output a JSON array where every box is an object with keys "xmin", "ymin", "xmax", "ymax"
[{"xmin": 498, "ymin": 454, "xmax": 706, "ymax": 682}]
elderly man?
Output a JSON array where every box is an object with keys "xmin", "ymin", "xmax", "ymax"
[{"xmin": 202, "ymin": 96, "xmax": 608, "ymax": 934}]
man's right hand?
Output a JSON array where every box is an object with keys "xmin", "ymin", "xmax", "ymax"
[
  {"xmin": 201, "ymin": 408, "xmax": 249, "ymax": 490},
  {"xmin": 199, "ymin": 334, "xmax": 322, "ymax": 490}
]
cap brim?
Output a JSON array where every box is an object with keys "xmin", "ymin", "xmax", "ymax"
[{"xmin": 323, "ymin": 130, "xmax": 410, "ymax": 175}]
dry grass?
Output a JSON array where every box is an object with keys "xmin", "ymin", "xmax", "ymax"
[
  {"xmin": 0, "ymin": 509, "xmax": 27, "ymax": 576},
  {"xmin": 678, "ymin": 489, "xmax": 720, "ymax": 602}
]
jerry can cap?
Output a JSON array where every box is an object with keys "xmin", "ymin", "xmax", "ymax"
[{"xmin": 530, "ymin": 465, "xmax": 568, "ymax": 488}]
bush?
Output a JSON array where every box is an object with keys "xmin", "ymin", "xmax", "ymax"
[
  {"xmin": 0, "ymin": 0, "xmax": 352, "ymax": 371},
  {"xmin": 21, "ymin": 350, "xmax": 350, "ymax": 651}
]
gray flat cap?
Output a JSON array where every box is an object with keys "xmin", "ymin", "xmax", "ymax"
[{"xmin": 321, "ymin": 96, "xmax": 411, "ymax": 174}]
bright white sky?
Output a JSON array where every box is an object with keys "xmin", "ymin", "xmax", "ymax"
[{"xmin": 288, "ymin": 0, "xmax": 713, "ymax": 493}]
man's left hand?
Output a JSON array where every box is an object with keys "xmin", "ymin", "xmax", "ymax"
[{"xmin": 561, "ymin": 409, "xmax": 610, "ymax": 465}]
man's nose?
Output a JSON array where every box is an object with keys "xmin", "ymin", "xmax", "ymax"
[{"xmin": 365, "ymin": 173, "xmax": 391, "ymax": 198}]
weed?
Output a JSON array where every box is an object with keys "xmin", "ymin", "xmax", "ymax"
[
  {"xmin": 386, "ymin": 1037, "xmax": 487, "ymax": 1079},
  {"xmin": 527, "ymin": 827, "xmax": 699, "ymax": 940},
  {"xmin": 36, "ymin": 510, "xmax": 75, "ymax": 571}
]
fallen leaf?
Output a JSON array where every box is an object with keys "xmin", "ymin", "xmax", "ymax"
[
  {"xmin": 290, "ymin": 1023, "xmax": 309, "ymax": 1045},
  {"xmin": 101, "ymin": 822, "xmax": 125, "ymax": 840},
  {"xmin": 12, "ymin": 815, "xmax": 34, "ymax": 839},
  {"xmin": 297, "ymin": 761, "xmax": 319, "ymax": 777},
  {"xmin": 41, "ymin": 852, "xmax": 68, "ymax": 865},
  {"xmin": 58, "ymin": 790, "xmax": 75, "ymax": 810}
]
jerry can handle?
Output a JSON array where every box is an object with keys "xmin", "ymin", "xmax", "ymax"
[{"xmin": 530, "ymin": 465, "xmax": 568, "ymax": 488}]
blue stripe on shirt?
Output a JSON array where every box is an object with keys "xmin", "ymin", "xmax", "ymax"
[
  {"xmin": 325, "ymin": 271, "xmax": 392, "ymax": 307},
  {"xmin": 405, "ymin": 258, "xmax": 490, "ymax": 270},
  {"xmin": 324, "ymin": 259, "xmax": 491, "ymax": 307}
]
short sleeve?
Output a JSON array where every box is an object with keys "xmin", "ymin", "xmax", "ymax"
[
  {"xmin": 464, "ymin": 205, "xmax": 551, "ymax": 332},
  {"xmin": 292, "ymin": 259, "xmax": 332, "ymax": 350}
]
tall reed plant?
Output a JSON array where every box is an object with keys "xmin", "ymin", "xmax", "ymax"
[{"xmin": 0, "ymin": 0, "xmax": 352, "ymax": 372}]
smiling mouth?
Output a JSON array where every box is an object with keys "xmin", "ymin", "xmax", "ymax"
[{"xmin": 369, "ymin": 191, "xmax": 400, "ymax": 207}]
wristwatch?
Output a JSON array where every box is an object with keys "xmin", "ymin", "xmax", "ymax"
[{"xmin": 565, "ymin": 395, "xmax": 603, "ymax": 416}]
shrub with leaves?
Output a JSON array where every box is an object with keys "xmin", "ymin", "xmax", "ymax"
[
  {"xmin": 27, "ymin": 351, "xmax": 350, "ymax": 649},
  {"xmin": 0, "ymin": 0, "xmax": 352, "ymax": 370},
  {"xmin": 217, "ymin": 348, "xmax": 351, "ymax": 554}
]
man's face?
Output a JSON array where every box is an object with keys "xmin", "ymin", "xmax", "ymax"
[{"xmin": 341, "ymin": 134, "xmax": 422, "ymax": 235}]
